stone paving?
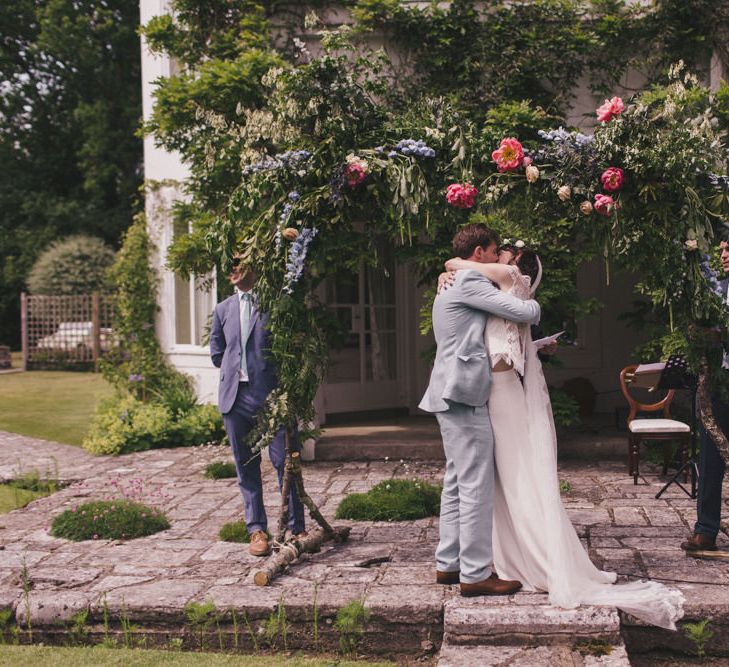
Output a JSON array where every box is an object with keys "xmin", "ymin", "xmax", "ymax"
[{"xmin": 0, "ymin": 430, "xmax": 729, "ymax": 663}]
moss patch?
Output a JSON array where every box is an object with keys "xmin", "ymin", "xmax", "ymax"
[
  {"xmin": 51, "ymin": 500, "xmax": 169, "ymax": 541},
  {"xmin": 204, "ymin": 461, "xmax": 237, "ymax": 479},
  {"xmin": 335, "ymin": 479, "xmax": 441, "ymax": 522}
]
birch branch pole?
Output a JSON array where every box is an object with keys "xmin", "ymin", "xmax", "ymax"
[{"xmin": 258, "ymin": 428, "xmax": 350, "ymax": 586}]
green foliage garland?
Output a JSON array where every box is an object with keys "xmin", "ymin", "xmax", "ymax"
[{"xmin": 142, "ymin": 3, "xmax": 729, "ymax": 452}]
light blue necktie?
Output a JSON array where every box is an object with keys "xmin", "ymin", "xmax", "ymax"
[{"xmin": 240, "ymin": 292, "xmax": 252, "ymax": 380}]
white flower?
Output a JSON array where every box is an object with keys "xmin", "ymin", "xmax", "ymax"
[
  {"xmin": 515, "ymin": 240, "xmax": 525, "ymax": 249},
  {"xmin": 525, "ymin": 165, "xmax": 540, "ymax": 183},
  {"xmin": 684, "ymin": 239, "xmax": 698, "ymax": 251},
  {"xmin": 557, "ymin": 185, "xmax": 571, "ymax": 201},
  {"xmin": 579, "ymin": 201, "xmax": 593, "ymax": 215}
]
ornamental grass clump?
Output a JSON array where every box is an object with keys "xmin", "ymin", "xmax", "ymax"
[
  {"xmin": 204, "ymin": 461, "xmax": 237, "ymax": 479},
  {"xmin": 335, "ymin": 479, "xmax": 441, "ymax": 522},
  {"xmin": 51, "ymin": 500, "xmax": 169, "ymax": 541}
]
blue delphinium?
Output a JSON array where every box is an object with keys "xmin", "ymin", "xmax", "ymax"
[
  {"xmin": 395, "ymin": 138, "xmax": 436, "ymax": 158},
  {"xmin": 288, "ymin": 190, "xmax": 301, "ymax": 202},
  {"xmin": 700, "ymin": 253, "xmax": 724, "ymax": 298},
  {"xmin": 243, "ymin": 150, "xmax": 312, "ymax": 176},
  {"xmin": 538, "ymin": 127, "xmax": 593, "ymax": 148},
  {"xmin": 283, "ymin": 227, "xmax": 318, "ymax": 294}
]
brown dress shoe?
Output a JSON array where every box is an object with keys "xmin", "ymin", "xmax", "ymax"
[
  {"xmin": 681, "ymin": 533, "xmax": 717, "ymax": 552},
  {"xmin": 249, "ymin": 530, "xmax": 271, "ymax": 557},
  {"xmin": 436, "ymin": 570, "xmax": 460, "ymax": 585},
  {"xmin": 460, "ymin": 573, "xmax": 522, "ymax": 597}
]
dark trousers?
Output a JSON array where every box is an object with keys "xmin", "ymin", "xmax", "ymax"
[
  {"xmin": 223, "ymin": 382, "xmax": 305, "ymax": 535},
  {"xmin": 695, "ymin": 394, "xmax": 728, "ymax": 538}
]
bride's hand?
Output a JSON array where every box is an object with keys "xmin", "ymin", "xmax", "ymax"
[
  {"xmin": 437, "ymin": 270, "xmax": 457, "ymax": 294},
  {"xmin": 444, "ymin": 257, "xmax": 465, "ymax": 272}
]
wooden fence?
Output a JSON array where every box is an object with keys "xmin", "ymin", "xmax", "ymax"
[{"xmin": 20, "ymin": 293, "xmax": 114, "ymax": 371}]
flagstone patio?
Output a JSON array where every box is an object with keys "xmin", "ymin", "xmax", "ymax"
[{"xmin": 0, "ymin": 429, "xmax": 728, "ymax": 664}]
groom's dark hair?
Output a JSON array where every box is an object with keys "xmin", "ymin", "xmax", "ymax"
[{"xmin": 452, "ymin": 224, "xmax": 500, "ymax": 259}]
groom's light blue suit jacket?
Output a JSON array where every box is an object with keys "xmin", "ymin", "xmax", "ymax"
[{"xmin": 419, "ymin": 270, "xmax": 541, "ymax": 413}]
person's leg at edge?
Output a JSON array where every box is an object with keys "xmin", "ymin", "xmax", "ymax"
[
  {"xmin": 269, "ymin": 426, "xmax": 306, "ymax": 534},
  {"xmin": 434, "ymin": 417, "xmax": 460, "ymax": 573},
  {"xmin": 694, "ymin": 395, "xmax": 728, "ymax": 538},
  {"xmin": 224, "ymin": 385, "xmax": 267, "ymax": 534},
  {"xmin": 437, "ymin": 402, "xmax": 494, "ymax": 584}
]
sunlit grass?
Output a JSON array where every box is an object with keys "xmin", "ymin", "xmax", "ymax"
[{"xmin": 0, "ymin": 371, "xmax": 113, "ymax": 445}]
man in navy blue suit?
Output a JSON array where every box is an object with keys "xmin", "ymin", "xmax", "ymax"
[
  {"xmin": 210, "ymin": 257, "xmax": 305, "ymax": 556},
  {"xmin": 682, "ymin": 238, "xmax": 729, "ymax": 552}
]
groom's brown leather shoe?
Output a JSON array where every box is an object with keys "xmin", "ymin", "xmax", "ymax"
[
  {"xmin": 460, "ymin": 572, "xmax": 522, "ymax": 597},
  {"xmin": 681, "ymin": 533, "xmax": 718, "ymax": 552},
  {"xmin": 436, "ymin": 570, "xmax": 460, "ymax": 585}
]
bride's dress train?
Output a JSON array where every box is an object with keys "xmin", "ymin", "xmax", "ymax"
[{"xmin": 487, "ymin": 313, "xmax": 684, "ymax": 630}]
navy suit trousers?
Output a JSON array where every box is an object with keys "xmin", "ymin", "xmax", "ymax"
[
  {"xmin": 223, "ymin": 382, "xmax": 306, "ymax": 535},
  {"xmin": 695, "ymin": 394, "xmax": 728, "ymax": 537}
]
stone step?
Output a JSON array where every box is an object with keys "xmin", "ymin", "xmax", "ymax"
[
  {"xmin": 437, "ymin": 642, "xmax": 631, "ymax": 667},
  {"xmin": 444, "ymin": 594, "xmax": 621, "ymax": 647}
]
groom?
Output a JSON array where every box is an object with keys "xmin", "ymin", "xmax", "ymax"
[{"xmin": 420, "ymin": 224, "xmax": 541, "ymax": 596}]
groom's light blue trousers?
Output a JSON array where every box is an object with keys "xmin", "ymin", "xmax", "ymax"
[{"xmin": 435, "ymin": 401, "xmax": 494, "ymax": 584}]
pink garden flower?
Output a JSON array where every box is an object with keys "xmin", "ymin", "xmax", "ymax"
[
  {"xmin": 446, "ymin": 182, "xmax": 479, "ymax": 209},
  {"xmin": 600, "ymin": 167, "xmax": 624, "ymax": 192},
  {"xmin": 492, "ymin": 138, "xmax": 525, "ymax": 172},
  {"xmin": 344, "ymin": 162, "xmax": 366, "ymax": 188},
  {"xmin": 596, "ymin": 96, "xmax": 625, "ymax": 123},
  {"xmin": 594, "ymin": 193, "xmax": 617, "ymax": 215}
]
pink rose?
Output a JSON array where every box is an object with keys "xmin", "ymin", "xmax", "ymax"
[
  {"xmin": 594, "ymin": 194, "xmax": 617, "ymax": 216},
  {"xmin": 344, "ymin": 162, "xmax": 366, "ymax": 188},
  {"xmin": 492, "ymin": 137, "xmax": 524, "ymax": 172},
  {"xmin": 600, "ymin": 167, "xmax": 624, "ymax": 192},
  {"xmin": 596, "ymin": 96, "xmax": 625, "ymax": 123},
  {"xmin": 446, "ymin": 183, "xmax": 478, "ymax": 209},
  {"xmin": 522, "ymin": 156, "xmax": 533, "ymax": 167}
]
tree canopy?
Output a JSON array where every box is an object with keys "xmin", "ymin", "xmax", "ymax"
[{"xmin": 0, "ymin": 0, "xmax": 142, "ymax": 346}]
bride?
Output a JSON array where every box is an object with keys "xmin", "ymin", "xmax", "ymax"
[{"xmin": 440, "ymin": 246, "xmax": 684, "ymax": 631}]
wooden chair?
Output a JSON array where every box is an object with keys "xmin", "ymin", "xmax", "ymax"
[{"xmin": 619, "ymin": 364, "xmax": 691, "ymax": 485}]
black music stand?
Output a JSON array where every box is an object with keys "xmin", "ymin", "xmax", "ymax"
[{"xmin": 655, "ymin": 355, "xmax": 699, "ymax": 499}]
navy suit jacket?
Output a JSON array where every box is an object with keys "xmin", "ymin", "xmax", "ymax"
[{"xmin": 209, "ymin": 293, "xmax": 278, "ymax": 415}]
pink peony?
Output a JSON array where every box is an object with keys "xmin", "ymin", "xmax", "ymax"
[
  {"xmin": 344, "ymin": 156, "xmax": 368, "ymax": 188},
  {"xmin": 594, "ymin": 193, "xmax": 617, "ymax": 216},
  {"xmin": 446, "ymin": 182, "xmax": 479, "ymax": 209},
  {"xmin": 600, "ymin": 167, "xmax": 624, "ymax": 192},
  {"xmin": 492, "ymin": 137, "xmax": 525, "ymax": 172},
  {"xmin": 596, "ymin": 96, "xmax": 625, "ymax": 123}
]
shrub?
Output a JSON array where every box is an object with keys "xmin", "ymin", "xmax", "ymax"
[
  {"xmin": 549, "ymin": 388, "xmax": 580, "ymax": 427},
  {"xmin": 204, "ymin": 461, "xmax": 237, "ymax": 479},
  {"xmin": 27, "ymin": 235, "xmax": 115, "ymax": 296},
  {"xmin": 219, "ymin": 521, "xmax": 252, "ymax": 543},
  {"xmin": 335, "ymin": 479, "xmax": 441, "ymax": 522},
  {"xmin": 83, "ymin": 396, "xmax": 225, "ymax": 456},
  {"xmin": 51, "ymin": 500, "xmax": 169, "ymax": 541}
]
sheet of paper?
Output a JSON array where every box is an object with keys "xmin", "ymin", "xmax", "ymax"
[{"xmin": 533, "ymin": 330, "xmax": 565, "ymax": 350}]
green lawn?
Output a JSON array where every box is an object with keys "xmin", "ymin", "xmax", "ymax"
[
  {"xmin": 0, "ymin": 646, "xmax": 393, "ymax": 666},
  {"xmin": 0, "ymin": 371, "xmax": 113, "ymax": 446},
  {"xmin": 0, "ymin": 484, "xmax": 47, "ymax": 514}
]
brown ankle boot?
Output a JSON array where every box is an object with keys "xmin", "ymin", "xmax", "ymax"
[
  {"xmin": 460, "ymin": 573, "xmax": 522, "ymax": 597},
  {"xmin": 436, "ymin": 570, "xmax": 460, "ymax": 585},
  {"xmin": 681, "ymin": 533, "xmax": 717, "ymax": 552}
]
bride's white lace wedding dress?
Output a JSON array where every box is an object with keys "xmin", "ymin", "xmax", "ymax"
[{"xmin": 486, "ymin": 264, "xmax": 684, "ymax": 630}]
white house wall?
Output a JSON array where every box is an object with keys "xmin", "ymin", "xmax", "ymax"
[{"xmin": 140, "ymin": 0, "xmax": 218, "ymax": 404}]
